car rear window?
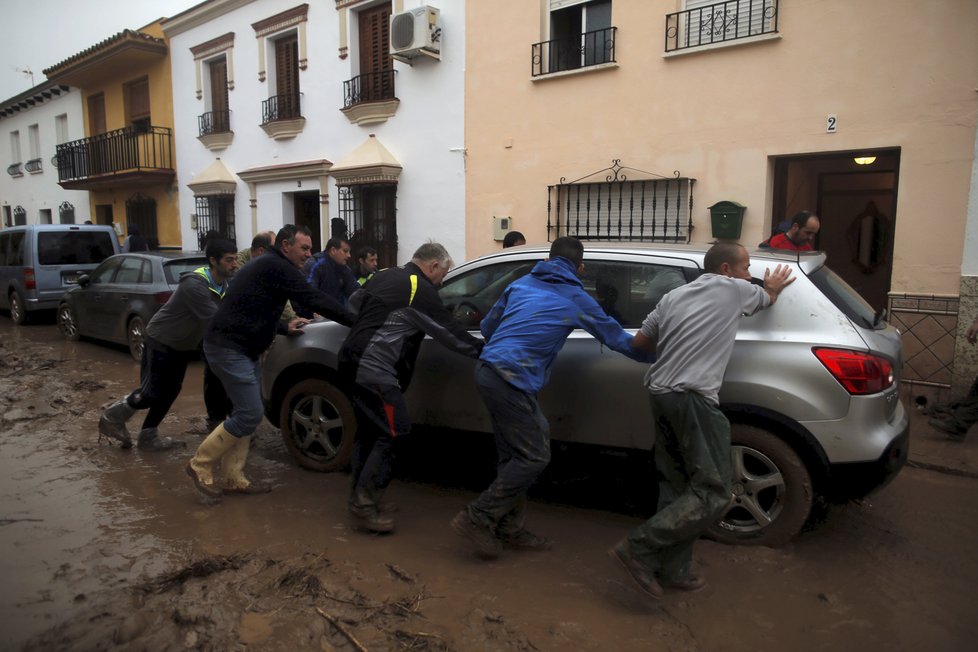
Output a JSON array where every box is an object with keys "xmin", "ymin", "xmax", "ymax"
[
  {"xmin": 808, "ymin": 265, "xmax": 882, "ymax": 330},
  {"xmin": 164, "ymin": 259, "xmax": 206, "ymax": 284},
  {"xmin": 37, "ymin": 231, "xmax": 116, "ymax": 266}
]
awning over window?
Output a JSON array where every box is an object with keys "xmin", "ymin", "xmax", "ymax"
[
  {"xmin": 187, "ymin": 158, "xmax": 236, "ymax": 196},
  {"xmin": 330, "ymin": 134, "xmax": 402, "ymax": 186}
]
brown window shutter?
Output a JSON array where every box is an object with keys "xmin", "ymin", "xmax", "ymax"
[
  {"xmin": 127, "ymin": 78, "xmax": 151, "ymax": 122},
  {"xmin": 210, "ymin": 58, "xmax": 229, "ymax": 113},
  {"xmin": 275, "ymin": 35, "xmax": 299, "ymax": 99},
  {"xmin": 358, "ymin": 3, "xmax": 392, "ymax": 75},
  {"xmin": 87, "ymin": 94, "xmax": 106, "ymax": 135}
]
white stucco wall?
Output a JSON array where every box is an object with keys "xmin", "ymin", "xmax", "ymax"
[
  {"xmin": 0, "ymin": 86, "xmax": 91, "ymax": 226},
  {"xmin": 165, "ymin": 0, "xmax": 466, "ymax": 264}
]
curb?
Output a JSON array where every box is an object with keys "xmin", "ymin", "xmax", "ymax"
[{"xmin": 906, "ymin": 457, "xmax": 978, "ymax": 480}]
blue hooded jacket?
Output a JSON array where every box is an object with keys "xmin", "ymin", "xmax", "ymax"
[{"xmin": 479, "ymin": 256, "xmax": 652, "ymax": 394}]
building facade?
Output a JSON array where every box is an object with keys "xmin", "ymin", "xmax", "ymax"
[
  {"xmin": 0, "ymin": 82, "xmax": 91, "ymax": 227},
  {"xmin": 43, "ymin": 21, "xmax": 180, "ymax": 249},
  {"xmin": 162, "ymin": 0, "xmax": 466, "ymax": 266},
  {"xmin": 463, "ymin": 0, "xmax": 978, "ymax": 396}
]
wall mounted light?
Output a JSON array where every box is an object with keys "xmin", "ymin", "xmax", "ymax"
[{"xmin": 853, "ymin": 156, "xmax": 877, "ymax": 165}]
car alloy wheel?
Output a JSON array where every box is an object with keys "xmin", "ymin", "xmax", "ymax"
[
  {"xmin": 127, "ymin": 316, "xmax": 146, "ymax": 362},
  {"xmin": 279, "ymin": 378, "xmax": 356, "ymax": 472},
  {"xmin": 9, "ymin": 292, "xmax": 27, "ymax": 325},
  {"xmin": 708, "ymin": 425, "xmax": 813, "ymax": 546},
  {"xmin": 57, "ymin": 304, "xmax": 80, "ymax": 341}
]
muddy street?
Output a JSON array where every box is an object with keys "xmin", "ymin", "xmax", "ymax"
[{"xmin": 1, "ymin": 321, "xmax": 977, "ymax": 651}]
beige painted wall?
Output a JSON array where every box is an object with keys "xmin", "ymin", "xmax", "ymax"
[{"xmin": 464, "ymin": 0, "xmax": 978, "ymax": 296}]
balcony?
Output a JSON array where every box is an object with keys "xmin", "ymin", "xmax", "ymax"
[
  {"xmin": 55, "ymin": 126, "xmax": 174, "ymax": 191},
  {"xmin": 7, "ymin": 162, "xmax": 23, "ymax": 178},
  {"xmin": 25, "ymin": 158, "xmax": 42, "ymax": 174},
  {"xmin": 340, "ymin": 70, "xmax": 399, "ymax": 126},
  {"xmin": 261, "ymin": 94, "xmax": 304, "ymax": 140},
  {"xmin": 665, "ymin": 0, "xmax": 779, "ymax": 54},
  {"xmin": 198, "ymin": 110, "xmax": 233, "ymax": 151},
  {"xmin": 532, "ymin": 27, "xmax": 617, "ymax": 77}
]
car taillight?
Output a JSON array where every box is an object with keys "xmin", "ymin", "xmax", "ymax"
[
  {"xmin": 813, "ymin": 347, "xmax": 894, "ymax": 395},
  {"xmin": 154, "ymin": 291, "xmax": 173, "ymax": 305},
  {"xmin": 22, "ymin": 267, "xmax": 35, "ymax": 290}
]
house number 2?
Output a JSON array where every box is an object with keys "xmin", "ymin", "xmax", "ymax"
[{"xmin": 826, "ymin": 114, "xmax": 838, "ymax": 133}]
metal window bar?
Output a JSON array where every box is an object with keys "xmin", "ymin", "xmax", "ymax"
[
  {"xmin": 59, "ymin": 201, "xmax": 75, "ymax": 225},
  {"xmin": 342, "ymin": 69, "xmax": 397, "ymax": 108},
  {"xmin": 13, "ymin": 206, "xmax": 26, "ymax": 225},
  {"xmin": 125, "ymin": 193, "xmax": 159, "ymax": 250},
  {"xmin": 24, "ymin": 158, "xmax": 42, "ymax": 173},
  {"xmin": 665, "ymin": 0, "xmax": 778, "ymax": 53},
  {"xmin": 55, "ymin": 126, "xmax": 173, "ymax": 183},
  {"xmin": 337, "ymin": 184, "xmax": 398, "ymax": 268},
  {"xmin": 261, "ymin": 93, "xmax": 301, "ymax": 124},
  {"xmin": 546, "ymin": 160, "xmax": 695, "ymax": 243},
  {"xmin": 532, "ymin": 26, "xmax": 617, "ymax": 77},
  {"xmin": 194, "ymin": 194, "xmax": 236, "ymax": 251},
  {"xmin": 198, "ymin": 110, "xmax": 231, "ymax": 136}
]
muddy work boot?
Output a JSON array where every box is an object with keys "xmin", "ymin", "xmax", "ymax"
[
  {"xmin": 498, "ymin": 528, "xmax": 553, "ymax": 552},
  {"xmin": 658, "ymin": 574, "xmax": 707, "ymax": 593},
  {"xmin": 222, "ymin": 435, "xmax": 271, "ymax": 495},
  {"xmin": 185, "ymin": 424, "xmax": 237, "ymax": 498},
  {"xmin": 451, "ymin": 510, "xmax": 501, "ymax": 559},
  {"xmin": 135, "ymin": 428, "xmax": 183, "ymax": 450},
  {"xmin": 609, "ymin": 539, "xmax": 663, "ymax": 599},
  {"xmin": 348, "ymin": 505, "xmax": 395, "ymax": 533},
  {"xmin": 98, "ymin": 396, "xmax": 136, "ymax": 448}
]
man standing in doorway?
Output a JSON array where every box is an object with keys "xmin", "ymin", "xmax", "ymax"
[
  {"xmin": 766, "ymin": 210, "xmax": 820, "ymax": 251},
  {"xmin": 185, "ymin": 225, "xmax": 354, "ymax": 499},
  {"xmin": 610, "ymin": 242, "xmax": 793, "ymax": 598}
]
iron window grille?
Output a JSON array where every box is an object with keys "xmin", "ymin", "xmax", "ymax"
[
  {"xmin": 194, "ymin": 194, "xmax": 236, "ymax": 251},
  {"xmin": 532, "ymin": 26, "xmax": 616, "ymax": 77},
  {"xmin": 13, "ymin": 206, "xmax": 26, "ymax": 225},
  {"xmin": 59, "ymin": 201, "xmax": 75, "ymax": 225},
  {"xmin": 125, "ymin": 193, "xmax": 160, "ymax": 250},
  {"xmin": 7, "ymin": 163, "xmax": 23, "ymax": 177},
  {"xmin": 199, "ymin": 110, "xmax": 231, "ymax": 136},
  {"xmin": 547, "ymin": 160, "xmax": 695, "ymax": 243},
  {"xmin": 665, "ymin": 0, "xmax": 779, "ymax": 53},
  {"xmin": 337, "ymin": 183, "xmax": 398, "ymax": 268},
  {"xmin": 24, "ymin": 158, "xmax": 42, "ymax": 173},
  {"xmin": 343, "ymin": 69, "xmax": 397, "ymax": 108}
]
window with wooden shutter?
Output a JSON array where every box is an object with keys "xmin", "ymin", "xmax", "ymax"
[
  {"xmin": 126, "ymin": 78, "xmax": 151, "ymax": 132},
  {"xmin": 87, "ymin": 93, "xmax": 106, "ymax": 136},
  {"xmin": 275, "ymin": 34, "xmax": 300, "ymax": 119},
  {"xmin": 357, "ymin": 3, "xmax": 393, "ymax": 102},
  {"xmin": 209, "ymin": 58, "xmax": 230, "ymax": 132}
]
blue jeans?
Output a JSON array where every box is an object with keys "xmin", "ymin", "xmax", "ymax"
[
  {"xmin": 202, "ymin": 342, "xmax": 264, "ymax": 438},
  {"xmin": 468, "ymin": 361, "xmax": 551, "ymax": 537}
]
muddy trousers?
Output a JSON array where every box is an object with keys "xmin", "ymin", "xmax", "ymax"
[
  {"xmin": 627, "ymin": 391, "xmax": 732, "ymax": 581},
  {"xmin": 202, "ymin": 352, "xmax": 232, "ymax": 425},
  {"xmin": 126, "ymin": 337, "xmax": 196, "ymax": 430},
  {"xmin": 467, "ymin": 361, "xmax": 551, "ymax": 537},
  {"xmin": 348, "ymin": 383, "xmax": 411, "ymax": 511}
]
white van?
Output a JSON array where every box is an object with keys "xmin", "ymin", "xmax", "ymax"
[{"xmin": 0, "ymin": 224, "xmax": 120, "ymax": 324}]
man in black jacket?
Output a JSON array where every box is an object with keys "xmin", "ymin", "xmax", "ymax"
[
  {"xmin": 339, "ymin": 242, "xmax": 483, "ymax": 533},
  {"xmin": 186, "ymin": 225, "xmax": 354, "ymax": 500}
]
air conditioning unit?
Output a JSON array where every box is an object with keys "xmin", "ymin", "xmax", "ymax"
[{"xmin": 389, "ymin": 5, "xmax": 441, "ymax": 62}]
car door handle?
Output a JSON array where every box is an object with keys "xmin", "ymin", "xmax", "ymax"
[{"xmin": 119, "ymin": 295, "xmax": 128, "ymax": 301}]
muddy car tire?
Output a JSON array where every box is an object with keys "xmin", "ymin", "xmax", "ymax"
[
  {"xmin": 707, "ymin": 425, "xmax": 813, "ymax": 547},
  {"xmin": 9, "ymin": 292, "xmax": 28, "ymax": 325},
  {"xmin": 57, "ymin": 303, "xmax": 80, "ymax": 341},
  {"xmin": 127, "ymin": 316, "xmax": 146, "ymax": 362},
  {"xmin": 279, "ymin": 379, "xmax": 356, "ymax": 472}
]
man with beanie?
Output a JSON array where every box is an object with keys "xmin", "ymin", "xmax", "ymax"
[
  {"xmin": 185, "ymin": 225, "xmax": 354, "ymax": 499},
  {"xmin": 98, "ymin": 238, "xmax": 239, "ymax": 450}
]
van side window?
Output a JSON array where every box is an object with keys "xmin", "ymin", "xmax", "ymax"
[
  {"xmin": 37, "ymin": 231, "xmax": 116, "ymax": 265},
  {"xmin": 0, "ymin": 233, "xmax": 8, "ymax": 266},
  {"xmin": 7, "ymin": 232, "xmax": 25, "ymax": 266}
]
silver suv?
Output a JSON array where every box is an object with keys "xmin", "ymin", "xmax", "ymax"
[{"xmin": 261, "ymin": 244, "xmax": 908, "ymax": 545}]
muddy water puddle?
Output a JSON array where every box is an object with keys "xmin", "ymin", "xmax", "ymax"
[{"xmin": 1, "ymin": 322, "xmax": 977, "ymax": 651}]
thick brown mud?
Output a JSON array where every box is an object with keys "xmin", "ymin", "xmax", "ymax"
[{"xmin": 1, "ymin": 321, "xmax": 977, "ymax": 651}]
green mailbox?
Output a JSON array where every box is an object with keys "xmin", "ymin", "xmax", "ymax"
[{"xmin": 709, "ymin": 201, "xmax": 746, "ymax": 240}]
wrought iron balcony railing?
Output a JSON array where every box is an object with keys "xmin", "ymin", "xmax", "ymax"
[
  {"xmin": 55, "ymin": 126, "xmax": 173, "ymax": 183},
  {"xmin": 262, "ymin": 94, "xmax": 301, "ymax": 124},
  {"xmin": 532, "ymin": 26, "xmax": 616, "ymax": 77},
  {"xmin": 343, "ymin": 69, "xmax": 396, "ymax": 108},
  {"xmin": 25, "ymin": 158, "xmax": 42, "ymax": 173},
  {"xmin": 7, "ymin": 162, "xmax": 23, "ymax": 177},
  {"xmin": 665, "ymin": 0, "xmax": 779, "ymax": 53},
  {"xmin": 199, "ymin": 110, "xmax": 231, "ymax": 136}
]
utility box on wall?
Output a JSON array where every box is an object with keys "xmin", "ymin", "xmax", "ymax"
[
  {"xmin": 709, "ymin": 201, "xmax": 746, "ymax": 240},
  {"xmin": 493, "ymin": 216, "xmax": 513, "ymax": 241}
]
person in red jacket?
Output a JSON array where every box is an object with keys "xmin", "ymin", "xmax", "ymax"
[{"xmin": 764, "ymin": 210, "xmax": 820, "ymax": 251}]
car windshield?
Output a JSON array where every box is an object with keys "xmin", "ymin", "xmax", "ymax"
[
  {"xmin": 164, "ymin": 259, "xmax": 206, "ymax": 284},
  {"xmin": 807, "ymin": 264, "xmax": 882, "ymax": 329}
]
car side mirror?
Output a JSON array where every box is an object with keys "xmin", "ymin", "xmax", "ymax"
[{"xmin": 77, "ymin": 274, "xmax": 91, "ymax": 287}]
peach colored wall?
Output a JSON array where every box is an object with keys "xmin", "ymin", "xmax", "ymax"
[{"xmin": 464, "ymin": 0, "xmax": 978, "ymax": 295}]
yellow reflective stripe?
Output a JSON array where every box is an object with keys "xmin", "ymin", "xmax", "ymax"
[{"xmin": 409, "ymin": 274, "xmax": 418, "ymax": 306}]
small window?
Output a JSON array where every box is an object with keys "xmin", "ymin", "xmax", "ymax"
[
  {"xmin": 534, "ymin": 0, "xmax": 615, "ymax": 76},
  {"xmin": 114, "ymin": 257, "xmax": 150, "ymax": 284},
  {"xmin": 90, "ymin": 257, "xmax": 123, "ymax": 284}
]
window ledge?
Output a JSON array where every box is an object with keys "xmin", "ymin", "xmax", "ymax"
[
  {"xmin": 531, "ymin": 61, "xmax": 618, "ymax": 83},
  {"xmin": 340, "ymin": 99, "xmax": 400, "ymax": 126},
  {"xmin": 260, "ymin": 118, "xmax": 306, "ymax": 140},
  {"xmin": 198, "ymin": 131, "xmax": 234, "ymax": 151},
  {"xmin": 663, "ymin": 32, "xmax": 781, "ymax": 59}
]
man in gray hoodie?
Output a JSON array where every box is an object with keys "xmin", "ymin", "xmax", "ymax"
[{"xmin": 98, "ymin": 238, "xmax": 239, "ymax": 450}]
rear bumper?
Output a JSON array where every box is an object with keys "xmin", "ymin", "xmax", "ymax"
[{"xmin": 825, "ymin": 421, "xmax": 909, "ymax": 502}]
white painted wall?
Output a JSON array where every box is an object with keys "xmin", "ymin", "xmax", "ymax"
[
  {"xmin": 0, "ymin": 86, "xmax": 91, "ymax": 226},
  {"xmin": 165, "ymin": 0, "xmax": 466, "ymax": 264}
]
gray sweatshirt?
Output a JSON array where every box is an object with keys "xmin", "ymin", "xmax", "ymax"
[{"xmin": 147, "ymin": 267, "xmax": 226, "ymax": 351}]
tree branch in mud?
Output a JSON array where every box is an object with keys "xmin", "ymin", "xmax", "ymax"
[{"xmin": 317, "ymin": 607, "xmax": 370, "ymax": 652}]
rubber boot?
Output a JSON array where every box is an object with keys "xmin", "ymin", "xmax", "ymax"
[
  {"xmin": 348, "ymin": 488, "xmax": 395, "ymax": 533},
  {"xmin": 222, "ymin": 436, "xmax": 271, "ymax": 494},
  {"xmin": 99, "ymin": 396, "xmax": 136, "ymax": 448},
  {"xmin": 136, "ymin": 427, "xmax": 182, "ymax": 451},
  {"xmin": 185, "ymin": 423, "xmax": 237, "ymax": 498}
]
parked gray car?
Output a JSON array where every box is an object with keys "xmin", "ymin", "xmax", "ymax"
[
  {"xmin": 261, "ymin": 244, "xmax": 908, "ymax": 545},
  {"xmin": 57, "ymin": 252, "xmax": 207, "ymax": 360}
]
